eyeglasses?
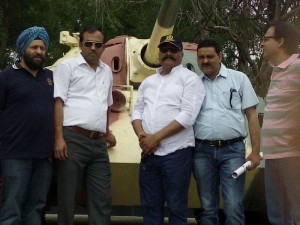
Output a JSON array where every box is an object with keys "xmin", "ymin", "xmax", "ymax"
[
  {"xmin": 159, "ymin": 46, "xmax": 180, "ymax": 53},
  {"xmin": 262, "ymin": 36, "xmax": 276, "ymax": 42},
  {"xmin": 82, "ymin": 41, "xmax": 104, "ymax": 49}
]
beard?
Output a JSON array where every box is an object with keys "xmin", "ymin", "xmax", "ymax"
[{"xmin": 22, "ymin": 52, "xmax": 45, "ymax": 71}]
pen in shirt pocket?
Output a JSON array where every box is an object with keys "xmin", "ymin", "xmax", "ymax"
[{"xmin": 229, "ymin": 88, "xmax": 237, "ymax": 108}]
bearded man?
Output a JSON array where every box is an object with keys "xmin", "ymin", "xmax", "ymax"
[{"xmin": 0, "ymin": 26, "xmax": 54, "ymax": 225}]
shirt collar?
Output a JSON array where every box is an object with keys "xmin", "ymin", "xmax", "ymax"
[
  {"xmin": 77, "ymin": 53, "xmax": 104, "ymax": 68},
  {"xmin": 200, "ymin": 63, "xmax": 227, "ymax": 80},
  {"xmin": 12, "ymin": 61, "xmax": 22, "ymax": 70},
  {"xmin": 12, "ymin": 61, "xmax": 45, "ymax": 71},
  {"xmin": 269, "ymin": 54, "xmax": 299, "ymax": 69},
  {"xmin": 156, "ymin": 64, "xmax": 183, "ymax": 75}
]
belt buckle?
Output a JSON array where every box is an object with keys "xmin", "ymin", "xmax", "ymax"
[
  {"xmin": 218, "ymin": 140, "xmax": 222, "ymax": 147},
  {"xmin": 89, "ymin": 131, "xmax": 98, "ymax": 139},
  {"xmin": 210, "ymin": 140, "xmax": 222, "ymax": 147}
]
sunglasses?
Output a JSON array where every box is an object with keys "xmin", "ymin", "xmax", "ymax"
[
  {"xmin": 159, "ymin": 46, "xmax": 180, "ymax": 53},
  {"xmin": 82, "ymin": 41, "xmax": 104, "ymax": 49}
]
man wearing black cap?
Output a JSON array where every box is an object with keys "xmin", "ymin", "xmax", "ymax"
[
  {"xmin": 0, "ymin": 26, "xmax": 54, "ymax": 225},
  {"xmin": 131, "ymin": 34, "xmax": 206, "ymax": 225}
]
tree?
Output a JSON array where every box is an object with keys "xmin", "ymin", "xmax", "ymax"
[
  {"xmin": 0, "ymin": 0, "xmax": 51, "ymax": 68},
  {"xmin": 0, "ymin": 0, "xmax": 165, "ymax": 69},
  {"xmin": 0, "ymin": 0, "xmax": 195, "ymax": 69},
  {"xmin": 2, "ymin": 0, "xmax": 299, "ymax": 96},
  {"xmin": 188, "ymin": 0, "xmax": 300, "ymax": 96}
]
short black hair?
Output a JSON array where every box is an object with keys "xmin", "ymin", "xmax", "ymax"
[
  {"xmin": 269, "ymin": 22, "xmax": 300, "ymax": 55},
  {"xmin": 79, "ymin": 26, "xmax": 105, "ymax": 43},
  {"xmin": 197, "ymin": 39, "xmax": 222, "ymax": 54}
]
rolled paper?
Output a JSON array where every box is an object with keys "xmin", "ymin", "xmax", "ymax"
[{"xmin": 232, "ymin": 152, "xmax": 263, "ymax": 179}]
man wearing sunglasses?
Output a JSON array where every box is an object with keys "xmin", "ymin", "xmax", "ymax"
[
  {"xmin": 193, "ymin": 39, "xmax": 261, "ymax": 225},
  {"xmin": 53, "ymin": 26, "xmax": 116, "ymax": 225},
  {"xmin": 131, "ymin": 34, "xmax": 205, "ymax": 225}
]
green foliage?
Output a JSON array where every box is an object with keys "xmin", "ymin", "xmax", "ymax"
[
  {"xmin": 1, "ymin": 0, "xmax": 300, "ymax": 87},
  {"xmin": 0, "ymin": 49, "xmax": 16, "ymax": 69},
  {"xmin": 0, "ymin": 0, "xmax": 166, "ymax": 68}
]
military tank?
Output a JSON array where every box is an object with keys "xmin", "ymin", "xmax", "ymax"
[{"xmin": 47, "ymin": 0, "xmax": 267, "ymax": 218}]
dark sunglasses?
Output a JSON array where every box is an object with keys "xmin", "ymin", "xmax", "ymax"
[
  {"xmin": 159, "ymin": 46, "xmax": 180, "ymax": 53},
  {"xmin": 82, "ymin": 41, "xmax": 104, "ymax": 49}
]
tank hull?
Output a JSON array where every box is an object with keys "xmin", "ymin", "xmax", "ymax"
[{"xmin": 44, "ymin": 0, "xmax": 267, "ymax": 216}]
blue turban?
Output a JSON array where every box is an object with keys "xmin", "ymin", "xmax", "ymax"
[{"xmin": 16, "ymin": 26, "xmax": 49, "ymax": 56}]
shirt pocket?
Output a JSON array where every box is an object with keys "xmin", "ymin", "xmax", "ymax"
[
  {"xmin": 161, "ymin": 84, "xmax": 183, "ymax": 106},
  {"xmin": 221, "ymin": 90, "xmax": 242, "ymax": 110}
]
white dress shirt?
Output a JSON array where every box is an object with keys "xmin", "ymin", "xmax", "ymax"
[
  {"xmin": 131, "ymin": 64, "xmax": 206, "ymax": 156},
  {"xmin": 54, "ymin": 54, "xmax": 113, "ymax": 132}
]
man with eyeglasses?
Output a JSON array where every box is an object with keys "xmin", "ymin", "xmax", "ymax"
[
  {"xmin": 53, "ymin": 26, "xmax": 116, "ymax": 225},
  {"xmin": 193, "ymin": 39, "xmax": 261, "ymax": 225},
  {"xmin": 131, "ymin": 34, "xmax": 205, "ymax": 225},
  {"xmin": 261, "ymin": 22, "xmax": 300, "ymax": 225}
]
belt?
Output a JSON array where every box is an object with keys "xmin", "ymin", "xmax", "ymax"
[
  {"xmin": 195, "ymin": 137, "xmax": 244, "ymax": 147},
  {"xmin": 65, "ymin": 126, "xmax": 104, "ymax": 139}
]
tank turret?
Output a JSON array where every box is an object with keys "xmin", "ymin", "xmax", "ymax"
[
  {"xmin": 47, "ymin": 0, "xmax": 266, "ymax": 217},
  {"xmin": 47, "ymin": 31, "xmax": 80, "ymax": 70},
  {"xmin": 127, "ymin": 0, "xmax": 183, "ymax": 85},
  {"xmin": 47, "ymin": 0, "xmax": 201, "ymax": 211},
  {"xmin": 144, "ymin": 0, "xmax": 183, "ymax": 66}
]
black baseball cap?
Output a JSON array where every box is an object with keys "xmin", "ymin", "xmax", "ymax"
[{"xmin": 158, "ymin": 34, "xmax": 183, "ymax": 50}]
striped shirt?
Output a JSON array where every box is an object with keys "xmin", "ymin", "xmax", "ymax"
[{"xmin": 261, "ymin": 54, "xmax": 300, "ymax": 159}]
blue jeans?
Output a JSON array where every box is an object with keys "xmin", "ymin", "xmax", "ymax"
[
  {"xmin": 0, "ymin": 158, "xmax": 52, "ymax": 225},
  {"xmin": 265, "ymin": 157, "xmax": 300, "ymax": 225},
  {"xmin": 139, "ymin": 147, "xmax": 193, "ymax": 225},
  {"xmin": 193, "ymin": 141, "xmax": 246, "ymax": 225}
]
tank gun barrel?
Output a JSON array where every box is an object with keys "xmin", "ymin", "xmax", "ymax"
[{"xmin": 144, "ymin": 0, "xmax": 183, "ymax": 67}]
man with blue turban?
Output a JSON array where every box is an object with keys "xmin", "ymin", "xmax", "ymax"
[
  {"xmin": 16, "ymin": 26, "xmax": 49, "ymax": 56},
  {"xmin": 0, "ymin": 26, "xmax": 54, "ymax": 225}
]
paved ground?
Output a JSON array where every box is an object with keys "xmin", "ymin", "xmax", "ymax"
[
  {"xmin": 45, "ymin": 215, "xmax": 197, "ymax": 224},
  {"xmin": 45, "ymin": 213, "xmax": 271, "ymax": 225}
]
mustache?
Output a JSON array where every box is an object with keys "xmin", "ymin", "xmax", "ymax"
[
  {"xmin": 162, "ymin": 55, "xmax": 176, "ymax": 61},
  {"xmin": 33, "ymin": 56, "xmax": 44, "ymax": 59},
  {"xmin": 33, "ymin": 53, "xmax": 45, "ymax": 58},
  {"xmin": 202, "ymin": 63, "xmax": 210, "ymax": 67}
]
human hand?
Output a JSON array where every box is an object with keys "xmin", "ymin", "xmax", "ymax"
[
  {"xmin": 105, "ymin": 132, "xmax": 116, "ymax": 148},
  {"xmin": 246, "ymin": 152, "xmax": 262, "ymax": 170},
  {"xmin": 140, "ymin": 134, "xmax": 160, "ymax": 154},
  {"xmin": 54, "ymin": 137, "xmax": 68, "ymax": 161}
]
